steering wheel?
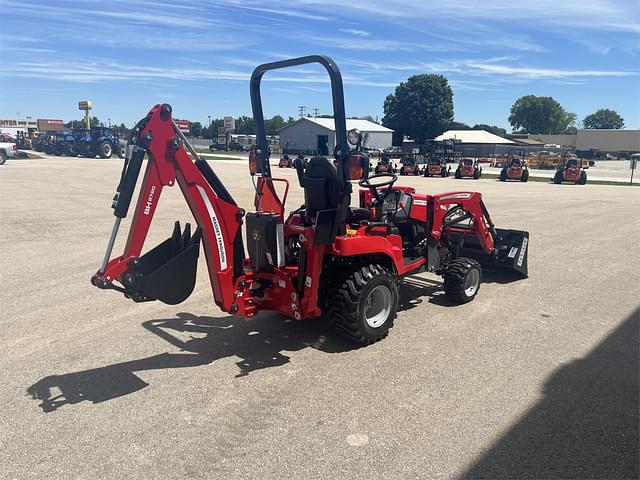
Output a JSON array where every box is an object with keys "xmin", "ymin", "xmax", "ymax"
[{"xmin": 359, "ymin": 173, "xmax": 397, "ymax": 202}]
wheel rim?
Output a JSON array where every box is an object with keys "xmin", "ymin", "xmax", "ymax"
[
  {"xmin": 103, "ymin": 144, "xmax": 112, "ymax": 156},
  {"xmin": 464, "ymin": 268, "xmax": 480, "ymax": 297},
  {"xmin": 364, "ymin": 285, "xmax": 392, "ymax": 328}
]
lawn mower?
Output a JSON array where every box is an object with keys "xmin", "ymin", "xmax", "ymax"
[
  {"xmin": 399, "ymin": 154, "xmax": 421, "ymax": 175},
  {"xmin": 91, "ymin": 55, "xmax": 529, "ymax": 345},
  {"xmin": 375, "ymin": 153, "xmax": 396, "ymax": 174},
  {"xmin": 554, "ymin": 155, "xmax": 587, "ymax": 185},
  {"xmin": 278, "ymin": 154, "xmax": 295, "ymax": 168},
  {"xmin": 499, "ymin": 150, "xmax": 529, "ymax": 182},
  {"xmin": 455, "ymin": 158, "xmax": 482, "ymax": 179}
]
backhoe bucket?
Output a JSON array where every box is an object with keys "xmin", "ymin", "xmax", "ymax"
[
  {"xmin": 126, "ymin": 221, "xmax": 201, "ymax": 304},
  {"xmin": 458, "ymin": 228, "xmax": 529, "ymax": 277}
]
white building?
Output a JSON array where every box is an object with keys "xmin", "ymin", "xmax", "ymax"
[{"xmin": 279, "ymin": 117, "xmax": 394, "ymax": 155}]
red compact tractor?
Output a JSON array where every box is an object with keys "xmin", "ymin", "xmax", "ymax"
[
  {"xmin": 278, "ymin": 154, "xmax": 294, "ymax": 168},
  {"xmin": 91, "ymin": 56, "xmax": 529, "ymax": 345},
  {"xmin": 499, "ymin": 150, "xmax": 529, "ymax": 182},
  {"xmin": 554, "ymin": 155, "xmax": 587, "ymax": 185},
  {"xmin": 424, "ymin": 157, "xmax": 449, "ymax": 177},
  {"xmin": 455, "ymin": 158, "xmax": 482, "ymax": 179},
  {"xmin": 375, "ymin": 154, "xmax": 396, "ymax": 174},
  {"xmin": 399, "ymin": 155, "xmax": 421, "ymax": 175}
]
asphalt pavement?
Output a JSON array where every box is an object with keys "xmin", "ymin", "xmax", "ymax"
[{"xmin": 1, "ymin": 155, "xmax": 638, "ymax": 479}]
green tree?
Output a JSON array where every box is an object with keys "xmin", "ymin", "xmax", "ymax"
[
  {"xmin": 583, "ymin": 108, "xmax": 624, "ymax": 129},
  {"xmin": 473, "ymin": 124, "xmax": 507, "ymax": 137},
  {"xmin": 189, "ymin": 121, "xmax": 203, "ymax": 137},
  {"xmin": 235, "ymin": 116, "xmax": 255, "ymax": 134},
  {"xmin": 449, "ymin": 121, "xmax": 471, "ymax": 130},
  {"xmin": 264, "ymin": 115, "xmax": 286, "ymax": 135},
  {"xmin": 65, "ymin": 116, "xmax": 101, "ymax": 129},
  {"xmin": 382, "ymin": 74, "xmax": 454, "ymax": 144},
  {"xmin": 508, "ymin": 95, "xmax": 576, "ymax": 134}
]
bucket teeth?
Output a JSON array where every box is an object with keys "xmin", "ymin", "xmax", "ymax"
[{"xmin": 181, "ymin": 223, "xmax": 191, "ymax": 249}]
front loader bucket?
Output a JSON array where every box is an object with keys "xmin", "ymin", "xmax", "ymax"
[
  {"xmin": 458, "ymin": 228, "xmax": 529, "ymax": 277},
  {"xmin": 126, "ymin": 221, "xmax": 201, "ymax": 304}
]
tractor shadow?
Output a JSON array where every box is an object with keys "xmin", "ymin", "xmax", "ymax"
[
  {"xmin": 399, "ymin": 268, "xmax": 527, "ymax": 309},
  {"xmin": 460, "ymin": 308, "xmax": 639, "ymax": 479},
  {"xmin": 27, "ymin": 312, "xmax": 356, "ymax": 413}
]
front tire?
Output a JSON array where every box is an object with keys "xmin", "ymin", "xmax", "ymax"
[
  {"xmin": 553, "ymin": 171, "xmax": 563, "ymax": 184},
  {"xmin": 455, "ymin": 169, "xmax": 462, "ymax": 179},
  {"xmin": 0, "ymin": 152, "xmax": 6, "ymax": 165},
  {"xmin": 328, "ymin": 264, "xmax": 398, "ymax": 345},
  {"xmin": 500, "ymin": 169, "xmax": 507, "ymax": 181},
  {"xmin": 443, "ymin": 258, "xmax": 482, "ymax": 304},
  {"xmin": 521, "ymin": 170, "xmax": 529, "ymax": 182}
]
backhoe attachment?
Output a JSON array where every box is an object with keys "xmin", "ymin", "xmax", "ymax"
[{"xmin": 91, "ymin": 103, "xmax": 244, "ymax": 310}]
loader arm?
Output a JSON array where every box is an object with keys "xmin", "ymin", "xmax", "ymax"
[{"xmin": 92, "ymin": 104, "xmax": 244, "ymax": 311}]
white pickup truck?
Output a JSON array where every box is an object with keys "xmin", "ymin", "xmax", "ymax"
[{"xmin": 0, "ymin": 140, "xmax": 17, "ymax": 165}]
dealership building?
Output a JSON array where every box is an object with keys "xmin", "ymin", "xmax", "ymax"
[
  {"xmin": 279, "ymin": 117, "xmax": 393, "ymax": 155},
  {"xmin": 517, "ymin": 130, "xmax": 640, "ymax": 157},
  {"xmin": 0, "ymin": 117, "xmax": 65, "ymax": 137}
]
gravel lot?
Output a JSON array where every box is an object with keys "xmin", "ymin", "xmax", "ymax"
[{"xmin": 1, "ymin": 155, "xmax": 638, "ymax": 479}]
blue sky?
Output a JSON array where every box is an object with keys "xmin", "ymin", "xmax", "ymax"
[{"xmin": 1, "ymin": 0, "xmax": 639, "ymax": 130}]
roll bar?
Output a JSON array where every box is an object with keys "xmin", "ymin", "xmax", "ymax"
[{"xmin": 250, "ymin": 55, "xmax": 349, "ymax": 178}]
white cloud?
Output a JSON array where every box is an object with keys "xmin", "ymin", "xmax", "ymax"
[{"xmin": 339, "ymin": 28, "xmax": 370, "ymax": 37}]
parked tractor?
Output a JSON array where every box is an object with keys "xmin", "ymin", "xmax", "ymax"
[
  {"xmin": 499, "ymin": 150, "xmax": 529, "ymax": 182},
  {"xmin": 375, "ymin": 153, "xmax": 396, "ymax": 174},
  {"xmin": 554, "ymin": 156, "xmax": 587, "ymax": 185},
  {"xmin": 278, "ymin": 154, "xmax": 295, "ymax": 168},
  {"xmin": 455, "ymin": 158, "xmax": 482, "ymax": 179},
  {"xmin": 92, "ymin": 55, "xmax": 529, "ymax": 346},
  {"xmin": 76, "ymin": 127, "xmax": 122, "ymax": 158},
  {"xmin": 424, "ymin": 155, "xmax": 449, "ymax": 177},
  {"xmin": 32, "ymin": 133, "xmax": 51, "ymax": 152},
  {"xmin": 399, "ymin": 155, "xmax": 421, "ymax": 175}
]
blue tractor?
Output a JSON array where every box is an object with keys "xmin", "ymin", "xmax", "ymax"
[{"xmin": 77, "ymin": 127, "xmax": 123, "ymax": 158}]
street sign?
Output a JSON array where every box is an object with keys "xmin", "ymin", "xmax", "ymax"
[
  {"xmin": 223, "ymin": 116, "xmax": 235, "ymax": 132},
  {"xmin": 78, "ymin": 100, "xmax": 92, "ymax": 110}
]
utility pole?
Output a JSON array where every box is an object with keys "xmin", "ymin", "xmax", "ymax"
[
  {"xmin": 208, "ymin": 115, "xmax": 211, "ymax": 127},
  {"xmin": 312, "ymin": 108, "xmax": 319, "ymax": 118},
  {"xmin": 297, "ymin": 106, "xmax": 307, "ymax": 118}
]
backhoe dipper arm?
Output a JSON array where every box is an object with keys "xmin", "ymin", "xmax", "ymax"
[{"xmin": 92, "ymin": 104, "xmax": 244, "ymax": 311}]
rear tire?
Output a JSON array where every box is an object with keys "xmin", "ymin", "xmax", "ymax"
[
  {"xmin": 441, "ymin": 168, "xmax": 447, "ymax": 177},
  {"xmin": 328, "ymin": 264, "xmax": 398, "ymax": 345},
  {"xmin": 500, "ymin": 170, "xmax": 507, "ymax": 181},
  {"xmin": 443, "ymin": 258, "xmax": 482, "ymax": 304},
  {"xmin": 0, "ymin": 152, "xmax": 6, "ymax": 165},
  {"xmin": 99, "ymin": 141, "xmax": 113, "ymax": 159},
  {"xmin": 578, "ymin": 171, "xmax": 587, "ymax": 185},
  {"xmin": 455, "ymin": 169, "xmax": 461, "ymax": 179}
]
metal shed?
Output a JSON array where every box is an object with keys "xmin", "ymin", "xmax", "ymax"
[{"xmin": 279, "ymin": 117, "xmax": 394, "ymax": 155}]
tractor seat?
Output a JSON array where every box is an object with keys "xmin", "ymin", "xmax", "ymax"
[
  {"xmin": 348, "ymin": 207, "xmax": 371, "ymax": 223},
  {"xmin": 299, "ymin": 156, "xmax": 371, "ymax": 223},
  {"xmin": 300, "ymin": 156, "xmax": 340, "ymax": 218}
]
